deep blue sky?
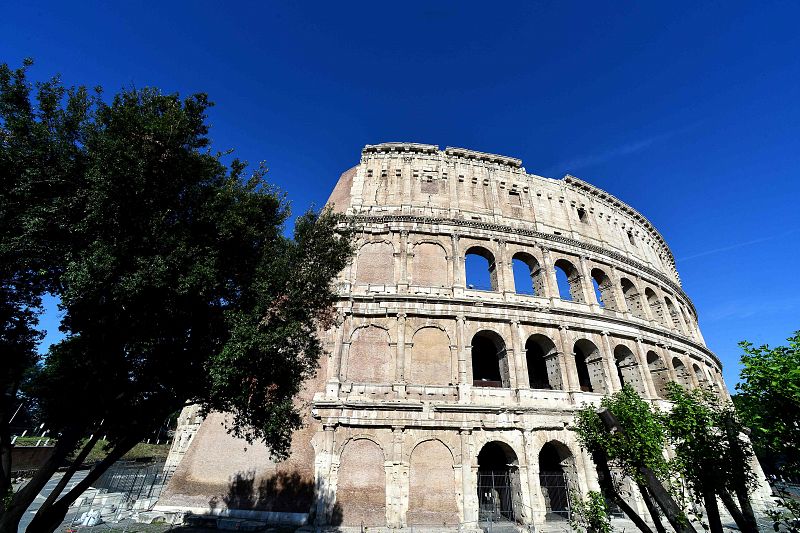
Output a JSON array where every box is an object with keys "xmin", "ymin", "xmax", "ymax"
[{"xmin": 5, "ymin": 1, "xmax": 799, "ymax": 391}]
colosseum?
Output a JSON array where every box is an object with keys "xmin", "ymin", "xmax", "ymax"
[{"xmin": 158, "ymin": 142, "xmax": 766, "ymax": 530}]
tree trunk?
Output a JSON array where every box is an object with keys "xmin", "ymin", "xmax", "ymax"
[
  {"xmin": 36, "ymin": 433, "xmax": 100, "ymax": 513},
  {"xmin": 701, "ymin": 488, "xmax": 723, "ymax": 533},
  {"xmin": 26, "ymin": 435, "xmax": 139, "ymax": 533},
  {"xmin": 0, "ymin": 387, "xmax": 16, "ymax": 508},
  {"xmin": 734, "ymin": 482, "xmax": 758, "ymax": 533},
  {"xmin": 719, "ymin": 488, "xmax": 751, "ymax": 533},
  {"xmin": 636, "ymin": 482, "xmax": 667, "ymax": 533},
  {"xmin": 637, "ymin": 467, "xmax": 697, "ymax": 533},
  {"xmin": 0, "ymin": 429, "xmax": 80, "ymax": 533},
  {"xmin": 591, "ymin": 449, "xmax": 655, "ymax": 533}
]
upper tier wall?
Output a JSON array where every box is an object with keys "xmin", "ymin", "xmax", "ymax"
[{"xmin": 327, "ymin": 142, "xmax": 680, "ymax": 285}]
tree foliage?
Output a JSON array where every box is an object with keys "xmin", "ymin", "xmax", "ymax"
[
  {"xmin": 734, "ymin": 332, "xmax": 800, "ymax": 478},
  {"xmin": 0, "ymin": 60, "xmax": 353, "ymax": 533}
]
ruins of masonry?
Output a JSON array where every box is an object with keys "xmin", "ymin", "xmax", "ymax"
[{"xmin": 157, "ymin": 142, "xmax": 772, "ymax": 530}]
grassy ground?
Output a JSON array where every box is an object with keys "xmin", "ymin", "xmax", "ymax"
[{"xmin": 14, "ymin": 436, "xmax": 170, "ymax": 464}]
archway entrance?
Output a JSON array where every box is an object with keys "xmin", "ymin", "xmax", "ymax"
[
  {"xmin": 538, "ymin": 442, "xmax": 572, "ymax": 520},
  {"xmin": 477, "ymin": 442, "xmax": 520, "ymax": 524}
]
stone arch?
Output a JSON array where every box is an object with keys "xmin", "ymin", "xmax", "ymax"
[
  {"xmin": 412, "ymin": 241, "xmax": 448, "ymax": 287},
  {"xmin": 465, "ymin": 245, "xmax": 498, "ymax": 291},
  {"xmin": 538, "ymin": 440, "xmax": 577, "ymax": 522},
  {"xmin": 553, "ymin": 258, "xmax": 585, "ymax": 303},
  {"xmin": 590, "ymin": 268, "xmax": 618, "ymax": 310},
  {"xmin": 574, "ymin": 339, "xmax": 607, "ymax": 394},
  {"xmin": 645, "ymin": 287, "xmax": 667, "ymax": 326},
  {"xmin": 614, "ymin": 344, "xmax": 648, "ymax": 396},
  {"xmin": 336, "ymin": 437, "xmax": 387, "ymax": 526},
  {"xmin": 671, "ymin": 356, "xmax": 692, "ymax": 388},
  {"xmin": 408, "ymin": 439, "xmax": 460, "ymax": 525},
  {"xmin": 471, "ymin": 330, "xmax": 510, "ymax": 388},
  {"xmin": 620, "ymin": 278, "xmax": 647, "ymax": 320},
  {"xmin": 663, "ymin": 296, "xmax": 685, "ymax": 333},
  {"xmin": 409, "ymin": 326, "xmax": 453, "ymax": 386},
  {"xmin": 646, "ymin": 350, "xmax": 670, "ymax": 399},
  {"xmin": 345, "ymin": 325, "xmax": 393, "ymax": 383},
  {"xmin": 511, "ymin": 252, "xmax": 544, "ymax": 296},
  {"xmin": 525, "ymin": 334, "xmax": 561, "ymax": 390},
  {"xmin": 355, "ymin": 241, "xmax": 395, "ymax": 285},
  {"xmin": 692, "ymin": 362, "xmax": 708, "ymax": 386},
  {"xmin": 477, "ymin": 441, "xmax": 523, "ymax": 523}
]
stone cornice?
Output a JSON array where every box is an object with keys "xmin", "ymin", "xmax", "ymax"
[
  {"xmin": 341, "ymin": 293, "xmax": 720, "ymax": 367},
  {"xmin": 563, "ymin": 174, "xmax": 677, "ymax": 278},
  {"xmin": 347, "ymin": 214, "xmax": 694, "ymax": 314}
]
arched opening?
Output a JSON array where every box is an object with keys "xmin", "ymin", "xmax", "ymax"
[
  {"xmin": 645, "ymin": 288, "xmax": 667, "ymax": 326},
  {"xmin": 680, "ymin": 306, "xmax": 696, "ymax": 338},
  {"xmin": 511, "ymin": 252, "xmax": 544, "ymax": 296},
  {"xmin": 574, "ymin": 339, "xmax": 606, "ymax": 393},
  {"xmin": 539, "ymin": 441, "xmax": 575, "ymax": 521},
  {"xmin": 621, "ymin": 278, "xmax": 646, "ymax": 319},
  {"xmin": 647, "ymin": 351, "xmax": 669, "ymax": 399},
  {"xmin": 662, "ymin": 296, "xmax": 681, "ymax": 331},
  {"xmin": 471, "ymin": 331, "xmax": 509, "ymax": 388},
  {"xmin": 355, "ymin": 242, "xmax": 395, "ymax": 285},
  {"xmin": 465, "ymin": 246, "xmax": 497, "ymax": 291},
  {"xmin": 477, "ymin": 442, "xmax": 521, "ymax": 524},
  {"xmin": 590, "ymin": 268, "xmax": 617, "ymax": 310},
  {"xmin": 408, "ymin": 440, "xmax": 459, "ymax": 525},
  {"xmin": 337, "ymin": 439, "xmax": 386, "ymax": 525},
  {"xmin": 614, "ymin": 345, "xmax": 647, "ymax": 396},
  {"xmin": 554, "ymin": 259, "xmax": 585, "ymax": 303},
  {"xmin": 693, "ymin": 363, "xmax": 707, "ymax": 386},
  {"xmin": 525, "ymin": 334, "xmax": 560, "ymax": 390},
  {"xmin": 412, "ymin": 242, "xmax": 448, "ymax": 287},
  {"xmin": 672, "ymin": 357, "xmax": 692, "ymax": 388}
]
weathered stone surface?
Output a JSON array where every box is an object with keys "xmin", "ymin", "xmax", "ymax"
[{"xmin": 158, "ymin": 143, "xmax": 770, "ymax": 528}]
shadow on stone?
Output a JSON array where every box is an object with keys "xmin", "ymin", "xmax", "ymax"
[{"xmin": 212, "ymin": 470, "xmax": 342, "ymax": 526}]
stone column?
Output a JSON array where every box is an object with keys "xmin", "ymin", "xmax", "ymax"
[
  {"xmin": 396, "ymin": 313, "xmax": 407, "ymax": 393},
  {"xmin": 452, "ymin": 233, "xmax": 465, "ymax": 297},
  {"xmin": 556, "ymin": 326, "xmax": 577, "ymax": 392},
  {"xmin": 314, "ymin": 425, "xmax": 337, "ymax": 525},
  {"xmin": 635, "ymin": 338, "xmax": 658, "ymax": 399},
  {"xmin": 600, "ymin": 331, "xmax": 622, "ymax": 393},
  {"xmin": 578, "ymin": 255, "xmax": 597, "ymax": 306},
  {"xmin": 496, "ymin": 239, "xmax": 513, "ymax": 296},
  {"xmin": 398, "ymin": 230, "xmax": 409, "ymax": 293},
  {"xmin": 608, "ymin": 265, "xmax": 629, "ymax": 317},
  {"xmin": 511, "ymin": 321, "xmax": 528, "ymax": 389},
  {"xmin": 386, "ymin": 426, "xmax": 408, "ymax": 528},
  {"xmin": 457, "ymin": 315, "xmax": 471, "ymax": 402},
  {"xmin": 540, "ymin": 247, "xmax": 560, "ymax": 302},
  {"xmin": 334, "ymin": 315, "xmax": 353, "ymax": 390},
  {"xmin": 460, "ymin": 429, "xmax": 478, "ymax": 524}
]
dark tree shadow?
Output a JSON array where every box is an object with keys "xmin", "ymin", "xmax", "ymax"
[{"xmin": 212, "ymin": 470, "xmax": 342, "ymax": 526}]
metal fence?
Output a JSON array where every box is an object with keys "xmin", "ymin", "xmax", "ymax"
[{"xmin": 92, "ymin": 460, "xmax": 170, "ymax": 501}]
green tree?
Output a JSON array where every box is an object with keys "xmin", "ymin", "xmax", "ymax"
[
  {"xmin": 574, "ymin": 385, "xmax": 694, "ymax": 533},
  {"xmin": 663, "ymin": 383, "xmax": 758, "ymax": 533},
  {"xmin": 0, "ymin": 62, "xmax": 353, "ymax": 533},
  {"xmin": 1, "ymin": 59, "xmax": 90, "ymax": 509},
  {"xmin": 734, "ymin": 332, "xmax": 800, "ymax": 478}
]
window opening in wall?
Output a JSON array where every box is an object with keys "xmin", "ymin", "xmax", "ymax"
[
  {"xmin": 627, "ymin": 231, "xmax": 635, "ymax": 245},
  {"xmin": 554, "ymin": 264, "xmax": 571, "ymax": 300},
  {"xmin": 477, "ymin": 442, "xmax": 520, "ymax": 523},
  {"xmin": 591, "ymin": 277, "xmax": 604, "ymax": 307},
  {"xmin": 574, "ymin": 345, "xmax": 593, "ymax": 392},
  {"xmin": 471, "ymin": 332, "xmax": 508, "ymax": 387},
  {"xmin": 526, "ymin": 336, "xmax": 554, "ymax": 389},
  {"xmin": 465, "ymin": 247, "xmax": 497, "ymax": 291},
  {"xmin": 538, "ymin": 442, "xmax": 573, "ymax": 520},
  {"xmin": 509, "ymin": 190, "xmax": 522, "ymax": 207},
  {"xmin": 577, "ymin": 207, "xmax": 588, "ymax": 223},
  {"xmin": 367, "ymin": 169, "xmax": 373, "ymax": 177},
  {"xmin": 553, "ymin": 259, "xmax": 584, "ymax": 302},
  {"xmin": 511, "ymin": 252, "xmax": 544, "ymax": 296}
]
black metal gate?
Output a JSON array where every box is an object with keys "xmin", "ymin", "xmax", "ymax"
[
  {"xmin": 539, "ymin": 471, "xmax": 570, "ymax": 519},
  {"xmin": 477, "ymin": 469, "xmax": 515, "ymax": 522}
]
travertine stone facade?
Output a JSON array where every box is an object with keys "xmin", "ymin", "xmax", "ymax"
[{"xmin": 159, "ymin": 143, "xmax": 762, "ymax": 529}]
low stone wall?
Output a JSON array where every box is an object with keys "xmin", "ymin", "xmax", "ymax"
[{"xmin": 12, "ymin": 446, "xmax": 55, "ymax": 473}]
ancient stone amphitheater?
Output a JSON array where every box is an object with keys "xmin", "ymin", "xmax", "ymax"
[{"xmin": 158, "ymin": 142, "xmax": 741, "ymax": 530}]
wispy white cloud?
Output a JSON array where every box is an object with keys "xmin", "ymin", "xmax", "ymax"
[
  {"xmin": 545, "ymin": 122, "xmax": 702, "ymax": 175},
  {"xmin": 703, "ymin": 297, "xmax": 800, "ymax": 322},
  {"xmin": 676, "ymin": 229, "xmax": 799, "ymax": 262}
]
